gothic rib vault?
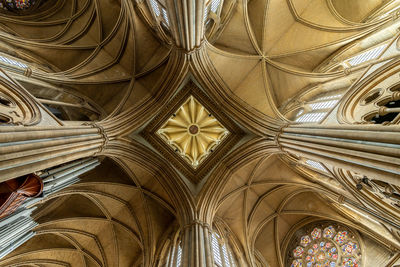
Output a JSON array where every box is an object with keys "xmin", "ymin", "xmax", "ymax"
[{"xmin": 0, "ymin": 0, "xmax": 399, "ymax": 267}]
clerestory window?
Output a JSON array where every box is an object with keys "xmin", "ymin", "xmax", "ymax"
[
  {"xmin": 148, "ymin": 0, "xmax": 169, "ymax": 27},
  {"xmin": 345, "ymin": 44, "xmax": 386, "ymax": 67},
  {"xmin": 211, "ymin": 232, "xmax": 237, "ymax": 267},
  {"xmin": 204, "ymin": 0, "xmax": 223, "ymax": 22},
  {"xmin": 295, "ymin": 94, "xmax": 342, "ymax": 123},
  {"xmin": 0, "ymin": 54, "xmax": 27, "ymax": 69},
  {"xmin": 305, "ymin": 159, "xmax": 328, "ymax": 174}
]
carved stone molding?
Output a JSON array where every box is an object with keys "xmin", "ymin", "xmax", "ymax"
[
  {"xmin": 0, "ymin": 69, "xmax": 41, "ymax": 125},
  {"xmin": 141, "ymin": 80, "xmax": 244, "ymax": 183},
  {"xmin": 338, "ymin": 60, "xmax": 400, "ymax": 125}
]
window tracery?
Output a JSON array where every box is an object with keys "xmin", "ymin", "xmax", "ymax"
[
  {"xmin": 204, "ymin": 0, "xmax": 223, "ymax": 22},
  {"xmin": 211, "ymin": 232, "xmax": 237, "ymax": 267},
  {"xmin": 148, "ymin": 0, "xmax": 170, "ymax": 28},
  {"xmin": 341, "ymin": 69, "xmax": 400, "ymax": 125},
  {"xmin": 345, "ymin": 44, "xmax": 386, "ymax": 67},
  {"xmin": 294, "ymin": 93, "xmax": 342, "ymax": 123},
  {"xmin": 163, "ymin": 237, "xmax": 182, "ymax": 267},
  {"xmin": 0, "ymin": 55, "xmax": 27, "ymax": 70},
  {"xmin": 0, "ymin": 0, "xmax": 35, "ymax": 11},
  {"xmin": 304, "ymin": 159, "xmax": 329, "ymax": 174},
  {"xmin": 0, "ymin": 0, "xmax": 47, "ymax": 14},
  {"xmin": 288, "ymin": 222, "xmax": 362, "ymax": 267}
]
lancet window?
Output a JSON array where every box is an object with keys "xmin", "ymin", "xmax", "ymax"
[
  {"xmin": 345, "ymin": 44, "xmax": 386, "ymax": 67},
  {"xmin": 304, "ymin": 159, "xmax": 329, "ymax": 174},
  {"xmin": 0, "ymin": 55, "xmax": 27, "ymax": 70},
  {"xmin": 204, "ymin": 0, "xmax": 223, "ymax": 22},
  {"xmin": 211, "ymin": 232, "xmax": 237, "ymax": 267},
  {"xmin": 287, "ymin": 222, "xmax": 362, "ymax": 267},
  {"xmin": 295, "ymin": 93, "xmax": 342, "ymax": 123},
  {"xmin": 163, "ymin": 238, "xmax": 182, "ymax": 267},
  {"xmin": 148, "ymin": 0, "xmax": 169, "ymax": 27}
]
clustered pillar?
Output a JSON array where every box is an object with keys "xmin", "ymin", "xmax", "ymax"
[
  {"xmin": 0, "ymin": 123, "xmax": 108, "ymax": 182},
  {"xmin": 181, "ymin": 220, "xmax": 214, "ymax": 267},
  {"xmin": 278, "ymin": 124, "xmax": 400, "ymax": 186}
]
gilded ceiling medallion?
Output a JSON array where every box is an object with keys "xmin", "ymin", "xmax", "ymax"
[
  {"xmin": 157, "ymin": 96, "xmax": 229, "ymax": 168},
  {"xmin": 141, "ymin": 80, "xmax": 243, "ymax": 183}
]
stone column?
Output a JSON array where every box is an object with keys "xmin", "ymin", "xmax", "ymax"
[
  {"xmin": 165, "ymin": 0, "xmax": 206, "ymax": 51},
  {"xmin": 278, "ymin": 124, "xmax": 400, "ymax": 186},
  {"xmin": 0, "ymin": 158, "xmax": 100, "ymax": 260},
  {"xmin": 181, "ymin": 220, "xmax": 213, "ymax": 267},
  {"xmin": 0, "ymin": 123, "xmax": 108, "ymax": 182}
]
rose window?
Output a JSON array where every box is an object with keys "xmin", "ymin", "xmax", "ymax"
[
  {"xmin": 288, "ymin": 223, "xmax": 362, "ymax": 267},
  {"xmin": 340, "ymin": 67, "xmax": 400, "ymax": 125},
  {"xmin": 1, "ymin": 0, "xmax": 35, "ymax": 10}
]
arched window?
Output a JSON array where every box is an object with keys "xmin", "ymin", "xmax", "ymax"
[
  {"xmin": 204, "ymin": 0, "xmax": 223, "ymax": 22},
  {"xmin": 344, "ymin": 44, "xmax": 386, "ymax": 67},
  {"xmin": 0, "ymin": 0, "xmax": 35, "ymax": 11},
  {"xmin": 176, "ymin": 243, "xmax": 182, "ymax": 267},
  {"xmin": 211, "ymin": 232, "xmax": 237, "ymax": 267},
  {"xmin": 164, "ymin": 238, "xmax": 182, "ymax": 267},
  {"xmin": 340, "ymin": 68, "xmax": 400, "ymax": 125},
  {"xmin": 0, "ymin": 55, "xmax": 27, "ymax": 69},
  {"xmin": 148, "ymin": 0, "xmax": 169, "ymax": 27},
  {"xmin": 287, "ymin": 222, "xmax": 362, "ymax": 267},
  {"xmin": 295, "ymin": 93, "xmax": 342, "ymax": 123},
  {"xmin": 304, "ymin": 159, "xmax": 328, "ymax": 174}
]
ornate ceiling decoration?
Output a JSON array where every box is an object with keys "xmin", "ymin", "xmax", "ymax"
[
  {"xmin": 141, "ymin": 80, "xmax": 244, "ymax": 183},
  {"xmin": 157, "ymin": 95, "xmax": 229, "ymax": 168}
]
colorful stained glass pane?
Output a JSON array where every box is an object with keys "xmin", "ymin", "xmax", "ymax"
[
  {"xmin": 290, "ymin": 224, "xmax": 359, "ymax": 267},
  {"xmin": 342, "ymin": 241, "xmax": 358, "ymax": 256},
  {"xmin": 334, "ymin": 231, "xmax": 348, "ymax": 245},
  {"xmin": 306, "ymin": 255, "xmax": 315, "ymax": 263},
  {"xmin": 316, "ymin": 252, "xmax": 326, "ymax": 261},
  {"xmin": 343, "ymin": 257, "xmax": 359, "ymax": 267},
  {"xmin": 323, "ymin": 226, "xmax": 336, "ymax": 238},
  {"xmin": 4, "ymin": 0, "xmax": 35, "ymax": 11},
  {"xmin": 311, "ymin": 228, "xmax": 322, "ymax": 240},
  {"xmin": 291, "ymin": 259, "xmax": 303, "ymax": 267},
  {"xmin": 300, "ymin": 235, "xmax": 312, "ymax": 247},
  {"xmin": 293, "ymin": 246, "xmax": 304, "ymax": 258}
]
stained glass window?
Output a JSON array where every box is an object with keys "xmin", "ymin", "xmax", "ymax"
[
  {"xmin": 0, "ymin": 0, "xmax": 36, "ymax": 11},
  {"xmin": 288, "ymin": 222, "xmax": 362, "ymax": 267}
]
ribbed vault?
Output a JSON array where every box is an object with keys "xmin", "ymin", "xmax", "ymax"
[{"xmin": 0, "ymin": 0, "xmax": 399, "ymax": 266}]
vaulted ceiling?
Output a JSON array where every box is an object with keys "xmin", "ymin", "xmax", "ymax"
[{"xmin": 0, "ymin": 0, "xmax": 399, "ymax": 266}]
